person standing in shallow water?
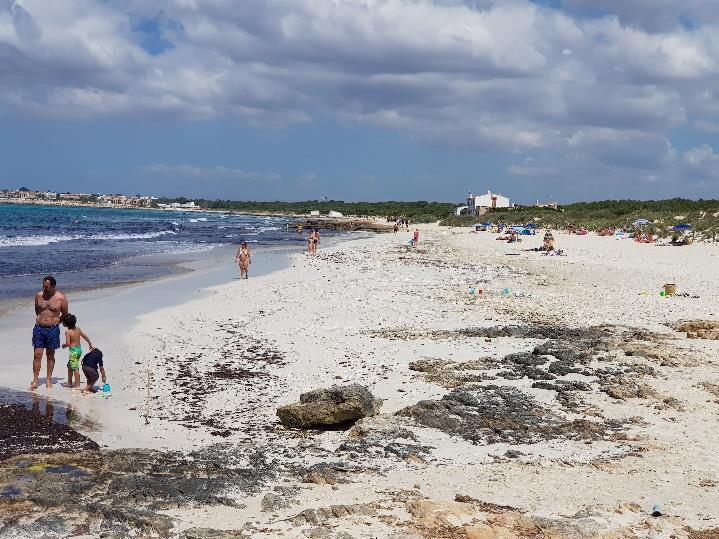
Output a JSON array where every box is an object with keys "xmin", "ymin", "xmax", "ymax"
[
  {"xmin": 32, "ymin": 275, "xmax": 68, "ymax": 390},
  {"xmin": 235, "ymin": 241, "xmax": 251, "ymax": 279},
  {"xmin": 307, "ymin": 229, "xmax": 316, "ymax": 254}
]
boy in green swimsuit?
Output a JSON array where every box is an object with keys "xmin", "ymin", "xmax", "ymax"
[{"xmin": 62, "ymin": 314, "xmax": 93, "ymax": 389}]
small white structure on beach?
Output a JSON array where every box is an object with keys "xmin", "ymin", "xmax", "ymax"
[
  {"xmin": 328, "ymin": 210, "xmax": 343, "ymax": 218},
  {"xmin": 467, "ymin": 189, "xmax": 510, "ymax": 216},
  {"xmin": 309, "ymin": 210, "xmax": 320, "ymax": 216},
  {"xmin": 157, "ymin": 201, "xmax": 198, "ymax": 210}
]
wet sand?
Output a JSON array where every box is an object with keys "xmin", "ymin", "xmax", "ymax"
[{"xmin": 0, "ymin": 243, "xmax": 303, "ymax": 450}]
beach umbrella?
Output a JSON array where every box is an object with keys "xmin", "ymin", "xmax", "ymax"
[
  {"xmin": 672, "ymin": 223, "xmax": 693, "ymax": 231},
  {"xmin": 524, "ymin": 223, "xmax": 538, "ymax": 229},
  {"xmin": 482, "ymin": 221, "xmax": 493, "ymax": 226},
  {"xmin": 633, "ymin": 218, "xmax": 651, "ymax": 226}
]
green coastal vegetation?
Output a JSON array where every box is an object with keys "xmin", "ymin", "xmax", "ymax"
[
  {"xmin": 156, "ymin": 197, "xmax": 719, "ymax": 236},
  {"xmin": 155, "ymin": 198, "xmax": 455, "ymax": 223},
  {"xmin": 441, "ymin": 198, "xmax": 719, "ymax": 237}
]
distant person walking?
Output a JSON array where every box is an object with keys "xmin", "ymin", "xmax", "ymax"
[
  {"xmin": 406, "ymin": 218, "xmax": 410, "ymax": 231},
  {"xmin": 307, "ymin": 229, "xmax": 316, "ymax": 254},
  {"xmin": 32, "ymin": 275, "xmax": 68, "ymax": 390},
  {"xmin": 413, "ymin": 228, "xmax": 420, "ymax": 247},
  {"xmin": 235, "ymin": 241, "xmax": 251, "ymax": 279}
]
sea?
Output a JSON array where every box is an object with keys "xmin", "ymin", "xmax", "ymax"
[{"xmin": 0, "ymin": 204, "xmax": 317, "ymax": 301}]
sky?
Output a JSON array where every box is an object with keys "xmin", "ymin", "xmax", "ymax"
[{"xmin": 1, "ymin": 0, "xmax": 719, "ymax": 203}]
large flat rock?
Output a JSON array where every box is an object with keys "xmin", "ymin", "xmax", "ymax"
[{"xmin": 277, "ymin": 384, "xmax": 381, "ymax": 429}]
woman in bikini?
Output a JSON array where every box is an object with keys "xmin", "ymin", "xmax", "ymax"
[
  {"xmin": 307, "ymin": 230, "xmax": 315, "ymax": 254},
  {"xmin": 235, "ymin": 241, "xmax": 251, "ymax": 278}
]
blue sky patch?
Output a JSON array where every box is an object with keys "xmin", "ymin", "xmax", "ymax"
[{"xmin": 133, "ymin": 17, "xmax": 174, "ymax": 56}]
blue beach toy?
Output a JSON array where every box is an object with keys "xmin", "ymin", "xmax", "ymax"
[
  {"xmin": 501, "ymin": 287, "xmax": 511, "ymax": 296},
  {"xmin": 101, "ymin": 383, "xmax": 111, "ymax": 393}
]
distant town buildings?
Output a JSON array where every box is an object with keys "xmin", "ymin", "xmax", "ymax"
[
  {"xmin": 466, "ymin": 189, "xmax": 511, "ymax": 216},
  {"xmin": 0, "ymin": 188, "xmax": 156, "ymax": 208},
  {"xmin": 535, "ymin": 199, "xmax": 559, "ymax": 209}
]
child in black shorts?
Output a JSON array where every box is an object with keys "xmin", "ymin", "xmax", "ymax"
[{"xmin": 81, "ymin": 348, "xmax": 106, "ymax": 394}]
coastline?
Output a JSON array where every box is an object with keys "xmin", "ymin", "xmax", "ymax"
[
  {"xmin": 1, "ymin": 224, "xmax": 718, "ymax": 537},
  {"xmin": 0, "ymin": 241, "xmax": 315, "ymax": 449},
  {"xmin": 0, "ymin": 200, "xmax": 396, "ymax": 234}
]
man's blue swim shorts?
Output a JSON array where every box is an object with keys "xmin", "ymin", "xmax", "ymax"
[{"xmin": 32, "ymin": 324, "xmax": 60, "ymax": 350}]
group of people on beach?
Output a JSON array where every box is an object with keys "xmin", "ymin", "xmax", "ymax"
[
  {"xmin": 232, "ymin": 225, "xmax": 320, "ymax": 280},
  {"xmin": 392, "ymin": 217, "xmax": 410, "ymax": 233},
  {"xmin": 31, "ymin": 275, "xmax": 106, "ymax": 394}
]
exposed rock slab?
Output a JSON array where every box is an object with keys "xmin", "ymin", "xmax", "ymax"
[
  {"xmin": 397, "ymin": 385, "xmax": 625, "ymax": 445},
  {"xmin": 277, "ymin": 384, "xmax": 381, "ymax": 429},
  {"xmin": 673, "ymin": 320, "xmax": 719, "ymax": 340},
  {"xmin": 0, "ymin": 446, "xmax": 273, "ymax": 537}
]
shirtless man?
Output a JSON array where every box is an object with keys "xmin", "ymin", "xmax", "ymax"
[{"xmin": 32, "ymin": 275, "xmax": 68, "ymax": 390}]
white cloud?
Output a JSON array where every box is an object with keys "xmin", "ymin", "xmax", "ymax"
[
  {"xmin": 1, "ymin": 0, "xmax": 719, "ymax": 182},
  {"xmin": 143, "ymin": 164, "xmax": 281, "ymax": 182},
  {"xmin": 684, "ymin": 144, "xmax": 718, "ymax": 166},
  {"xmin": 507, "ymin": 164, "xmax": 557, "ymax": 177},
  {"xmin": 683, "ymin": 144, "xmax": 719, "ymax": 181},
  {"xmin": 566, "ymin": 128, "xmax": 677, "ymax": 169}
]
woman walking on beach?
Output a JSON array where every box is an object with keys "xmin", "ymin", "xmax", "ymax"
[
  {"xmin": 307, "ymin": 229, "xmax": 316, "ymax": 254},
  {"xmin": 235, "ymin": 241, "xmax": 251, "ymax": 279}
]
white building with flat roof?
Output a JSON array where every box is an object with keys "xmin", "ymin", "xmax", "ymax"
[{"xmin": 467, "ymin": 189, "xmax": 510, "ymax": 216}]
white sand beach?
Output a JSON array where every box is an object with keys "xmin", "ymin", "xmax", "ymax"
[
  {"xmin": 2, "ymin": 226, "xmax": 719, "ymax": 538},
  {"xmin": 0, "ymin": 245, "xmax": 297, "ymax": 448}
]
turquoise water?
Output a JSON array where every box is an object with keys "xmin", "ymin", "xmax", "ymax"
[{"xmin": 0, "ymin": 204, "xmax": 309, "ymax": 299}]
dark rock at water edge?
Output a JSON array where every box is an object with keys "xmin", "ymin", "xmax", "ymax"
[{"xmin": 0, "ymin": 445, "xmax": 274, "ymax": 537}]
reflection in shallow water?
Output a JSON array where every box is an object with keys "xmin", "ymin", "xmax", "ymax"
[{"xmin": 0, "ymin": 387, "xmax": 100, "ymax": 432}]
